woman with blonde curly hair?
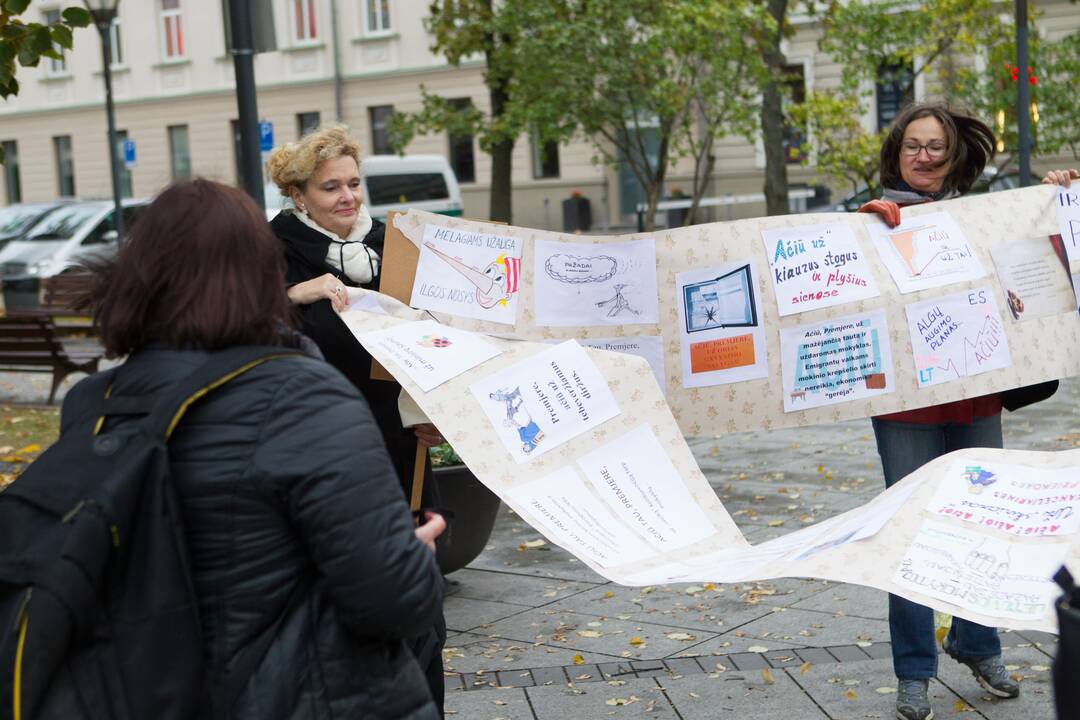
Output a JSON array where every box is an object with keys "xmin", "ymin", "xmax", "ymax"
[{"xmin": 267, "ymin": 126, "xmax": 448, "ymax": 716}]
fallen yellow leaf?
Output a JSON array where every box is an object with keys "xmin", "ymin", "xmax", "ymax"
[
  {"xmin": 761, "ymin": 668, "xmax": 775, "ymax": 685},
  {"xmin": 15, "ymin": 444, "xmax": 40, "ymax": 455},
  {"xmin": 954, "ymin": 699, "xmax": 971, "ymax": 712},
  {"xmin": 800, "ymin": 662, "xmax": 811, "ymax": 675},
  {"xmin": 629, "ymin": 636, "xmax": 645, "ymax": 647},
  {"xmin": 845, "ymin": 689, "xmax": 857, "ymax": 700},
  {"xmin": 767, "ymin": 520, "xmax": 785, "ymax": 527},
  {"xmin": 603, "ymin": 591, "xmax": 614, "ymax": 599},
  {"xmin": 572, "ymin": 654, "xmax": 586, "ymax": 665},
  {"xmin": 576, "ymin": 630, "xmax": 602, "ymax": 638}
]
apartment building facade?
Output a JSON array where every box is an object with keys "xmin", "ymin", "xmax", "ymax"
[{"xmin": 0, "ymin": 0, "xmax": 1077, "ymax": 230}]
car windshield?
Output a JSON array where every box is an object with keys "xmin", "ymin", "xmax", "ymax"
[
  {"xmin": 366, "ymin": 173, "xmax": 450, "ymax": 206},
  {"xmin": 24, "ymin": 205, "xmax": 102, "ymax": 241},
  {"xmin": 0, "ymin": 206, "xmax": 49, "ymax": 237}
]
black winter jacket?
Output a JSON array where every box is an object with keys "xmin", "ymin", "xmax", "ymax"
[{"xmin": 59, "ymin": 348, "xmax": 443, "ymax": 720}]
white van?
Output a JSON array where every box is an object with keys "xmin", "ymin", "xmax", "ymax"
[
  {"xmin": 262, "ymin": 154, "xmax": 463, "ymax": 223},
  {"xmin": 361, "ymin": 155, "xmax": 463, "ymax": 222}
]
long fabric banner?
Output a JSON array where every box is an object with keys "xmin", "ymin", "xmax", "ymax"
[
  {"xmin": 382, "ymin": 185, "xmax": 1080, "ymax": 436},
  {"xmin": 341, "ymin": 294, "xmax": 1079, "ymax": 634}
]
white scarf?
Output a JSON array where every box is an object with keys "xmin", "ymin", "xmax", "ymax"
[{"xmin": 291, "ymin": 205, "xmax": 379, "ymax": 284}]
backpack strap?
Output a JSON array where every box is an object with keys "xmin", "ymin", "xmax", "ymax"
[{"xmin": 144, "ymin": 346, "xmax": 304, "ymax": 441}]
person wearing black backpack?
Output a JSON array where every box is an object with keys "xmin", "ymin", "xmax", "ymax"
[{"xmin": 3, "ymin": 179, "xmax": 446, "ymax": 719}]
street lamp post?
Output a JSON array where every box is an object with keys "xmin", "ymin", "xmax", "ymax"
[
  {"xmin": 84, "ymin": 0, "xmax": 125, "ymax": 241},
  {"xmin": 1015, "ymin": 0, "xmax": 1032, "ymax": 186}
]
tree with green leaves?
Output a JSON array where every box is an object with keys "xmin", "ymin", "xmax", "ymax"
[
  {"xmin": 790, "ymin": 0, "xmax": 1079, "ymax": 197},
  {"xmin": 0, "ymin": 0, "xmax": 91, "ymax": 162},
  {"xmin": 0, "ymin": 0, "xmax": 90, "ymax": 98},
  {"xmin": 389, "ymin": 0, "xmax": 526, "ymax": 223},
  {"xmin": 510, "ymin": 0, "xmax": 770, "ymax": 230}
]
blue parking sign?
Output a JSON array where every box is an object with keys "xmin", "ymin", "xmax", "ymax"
[
  {"xmin": 122, "ymin": 139, "xmax": 136, "ymax": 169},
  {"xmin": 258, "ymin": 121, "xmax": 274, "ymax": 152}
]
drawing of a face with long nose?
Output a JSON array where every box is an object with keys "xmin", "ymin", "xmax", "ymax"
[{"xmin": 423, "ymin": 241, "xmax": 520, "ymax": 309}]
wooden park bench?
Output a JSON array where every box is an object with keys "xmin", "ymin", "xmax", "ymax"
[{"xmin": 0, "ymin": 315, "xmax": 101, "ymax": 404}]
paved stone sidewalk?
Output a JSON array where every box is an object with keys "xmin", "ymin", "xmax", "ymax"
[
  {"xmin": 0, "ymin": 372, "xmax": 1073, "ymax": 718},
  {"xmin": 441, "ymin": 379, "xmax": 1077, "ymax": 720}
]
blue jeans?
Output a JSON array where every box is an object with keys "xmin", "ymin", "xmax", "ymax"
[{"xmin": 871, "ymin": 415, "xmax": 1004, "ymax": 680}]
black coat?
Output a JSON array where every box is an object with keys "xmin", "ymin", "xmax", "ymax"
[
  {"xmin": 60, "ymin": 349, "xmax": 443, "ymax": 720},
  {"xmin": 271, "ymin": 213, "xmax": 434, "ymax": 504}
]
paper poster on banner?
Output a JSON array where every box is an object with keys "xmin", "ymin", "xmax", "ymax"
[
  {"xmin": 761, "ymin": 222, "xmax": 879, "ymax": 316},
  {"xmin": 470, "ymin": 341, "xmax": 620, "ymax": 463},
  {"xmin": 926, "ymin": 460, "xmax": 1080, "ymax": 537},
  {"xmin": 904, "ymin": 287, "xmax": 1011, "ymax": 388},
  {"xmin": 533, "ymin": 238, "xmax": 659, "ymax": 326},
  {"xmin": 410, "ymin": 224, "xmax": 524, "ymax": 325},
  {"xmin": 507, "ymin": 466, "xmax": 657, "ymax": 567},
  {"xmin": 893, "ymin": 520, "xmax": 1067, "ymax": 621},
  {"xmin": 1058, "ymin": 186, "xmax": 1080, "ymax": 265},
  {"xmin": 577, "ymin": 425, "xmax": 717, "ymax": 551},
  {"xmin": 675, "ymin": 262, "xmax": 769, "ymax": 388},
  {"xmin": 577, "ymin": 336, "xmax": 667, "ymax": 393},
  {"xmin": 779, "ymin": 309, "xmax": 894, "ymax": 412},
  {"xmin": 866, "ymin": 211, "xmax": 986, "ymax": 293},
  {"xmin": 990, "ymin": 238, "xmax": 1075, "ymax": 321},
  {"xmin": 358, "ymin": 320, "xmax": 501, "ymax": 392}
]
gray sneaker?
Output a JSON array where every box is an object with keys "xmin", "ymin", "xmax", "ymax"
[
  {"xmin": 942, "ymin": 637, "xmax": 1020, "ymax": 698},
  {"xmin": 896, "ymin": 678, "xmax": 933, "ymax": 720}
]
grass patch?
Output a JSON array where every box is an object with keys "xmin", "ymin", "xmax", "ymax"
[{"xmin": 0, "ymin": 404, "xmax": 60, "ymax": 489}]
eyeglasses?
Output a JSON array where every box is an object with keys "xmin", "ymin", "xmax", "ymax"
[{"xmin": 901, "ymin": 140, "xmax": 947, "ymax": 158}]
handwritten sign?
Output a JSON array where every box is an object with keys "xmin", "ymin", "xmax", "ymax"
[
  {"xmin": 990, "ymin": 237, "xmax": 1075, "ymax": 321},
  {"xmin": 410, "ymin": 224, "xmax": 524, "ymax": 325},
  {"xmin": 357, "ymin": 319, "xmax": 500, "ymax": 392},
  {"xmin": 675, "ymin": 262, "xmax": 768, "ymax": 388},
  {"xmin": 761, "ymin": 222, "xmax": 879, "ymax": 316},
  {"xmin": 894, "ymin": 520, "xmax": 1067, "ymax": 621},
  {"xmin": 534, "ymin": 238, "xmax": 659, "ymax": 326},
  {"xmin": 779, "ymin": 310, "xmax": 894, "ymax": 411},
  {"xmin": 507, "ymin": 466, "xmax": 656, "ymax": 567},
  {"xmin": 905, "ymin": 287, "xmax": 1011, "ymax": 388},
  {"xmin": 866, "ymin": 211, "xmax": 986, "ymax": 293},
  {"xmin": 577, "ymin": 425, "xmax": 717, "ymax": 551},
  {"xmin": 1058, "ymin": 186, "xmax": 1080, "ymax": 265},
  {"xmin": 470, "ymin": 341, "xmax": 620, "ymax": 463},
  {"xmin": 927, "ymin": 460, "xmax": 1080, "ymax": 537}
]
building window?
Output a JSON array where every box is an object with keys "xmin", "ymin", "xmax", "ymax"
[
  {"xmin": 161, "ymin": 0, "xmax": 184, "ymax": 59},
  {"xmin": 531, "ymin": 136, "xmax": 560, "ymax": 179},
  {"xmin": 44, "ymin": 9, "xmax": 67, "ymax": 76},
  {"xmin": 109, "ymin": 17, "xmax": 123, "ymax": 66},
  {"xmin": 369, "ymin": 105, "xmax": 394, "ymax": 155},
  {"xmin": 291, "ymin": 0, "xmax": 317, "ymax": 43},
  {"xmin": 366, "ymin": 0, "xmax": 391, "ymax": 33},
  {"xmin": 782, "ymin": 63, "xmax": 807, "ymax": 165},
  {"xmin": 2, "ymin": 141, "xmax": 21, "ymax": 204},
  {"xmin": 53, "ymin": 135, "xmax": 75, "ymax": 196},
  {"xmin": 115, "ymin": 130, "xmax": 133, "ymax": 198},
  {"xmin": 297, "ymin": 112, "xmax": 320, "ymax": 137},
  {"xmin": 168, "ymin": 125, "xmax": 191, "ymax": 181},
  {"xmin": 876, "ymin": 61, "xmax": 914, "ymax": 132},
  {"xmin": 447, "ymin": 98, "xmax": 475, "ymax": 184}
]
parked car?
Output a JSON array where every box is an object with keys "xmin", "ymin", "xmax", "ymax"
[
  {"xmin": 263, "ymin": 154, "xmax": 464, "ymax": 224},
  {"xmin": 0, "ymin": 200, "xmax": 75, "ymax": 251},
  {"xmin": 832, "ymin": 167, "xmax": 1021, "ymax": 212},
  {"xmin": 0, "ymin": 199, "xmax": 150, "ymax": 310},
  {"xmin": 362, "ymin": 155, "xmax": 463, "ymax": 222}
]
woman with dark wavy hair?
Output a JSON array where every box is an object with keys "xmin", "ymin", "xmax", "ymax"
[
  {"xmin": 859, "ymin": 103, "xmax": 1076, "ymax": 720},
  {"xmin": 76, "ymin": 179, "xmax": 445, "ymax": 719}
]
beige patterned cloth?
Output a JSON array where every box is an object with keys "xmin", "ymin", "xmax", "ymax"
[{"xmin": 391, "ymin": 184, "xmax": 1080, "ymax": 436}]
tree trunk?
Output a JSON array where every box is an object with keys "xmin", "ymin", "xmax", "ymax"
[
  {"xmin": 761, "ymin": 0, "xmax": 789, "ymax": 217},
  {"xmin": 489, "ymin": 137, "xmax": 514, "ymax": 223},
  {"xmin": 486, "ymin": 21, "xmax": 514, "ymax": 224}
]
